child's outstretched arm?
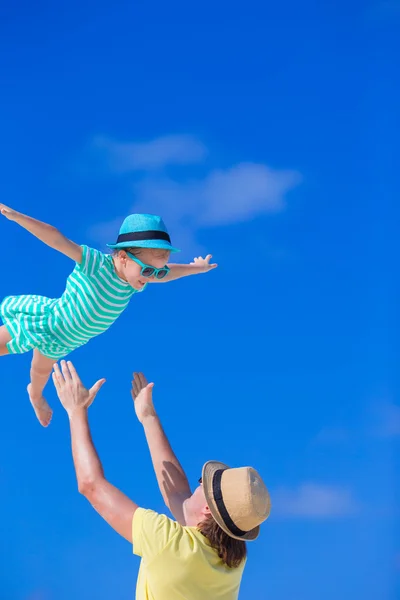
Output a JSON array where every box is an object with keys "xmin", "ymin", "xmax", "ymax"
[
  {"xmin": 150, "ymin": 254, "xmax": 218, "ymax": 283},
  {"xmin": 0, "ymin": 203, "xmax": 82, "ymax": 262}
]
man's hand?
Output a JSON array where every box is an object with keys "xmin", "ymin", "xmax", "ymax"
[
  {"xmin": 131, "ymin": 372, "xmax": 156, "ymax": 423},
  {"xmin": 190, "ymin": 254, "xmax": 218, "ymax": 273},
  {"xmin": 52, "ymin": 360, "xmax": 106, "ymax": 416},
  {"xmin": 0, "ymin": 203, "xmax": 19, "ymax": 221}
]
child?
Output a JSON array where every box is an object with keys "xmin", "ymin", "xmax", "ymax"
[{"xmin": 0, "ymin": 205, "xmax": 217, "ymax": 427}]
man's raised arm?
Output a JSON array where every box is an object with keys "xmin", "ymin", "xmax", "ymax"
[
  {"xmin": 52, "ymin": 361, "xmax": 138, "ymax": 543},
  {"xmin": 131, "ymin": 373, "xmax": 192, "ymax": 525}
]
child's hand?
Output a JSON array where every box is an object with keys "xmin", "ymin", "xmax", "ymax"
[
  {"xmin": 190, "ymin": 255, "xmax": 218, "ymax": 273},
  {"xmin": 131, "ymin": 372, "xmax": 156, "ymax": 423},
  {"xmin": 0, "ymin": 203, "xmax": 18, "ymax": 221}
]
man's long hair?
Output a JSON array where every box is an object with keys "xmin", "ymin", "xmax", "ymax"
[{"xmin": 198, "ymin": 515, "xmax": 247, "ymax": 568}]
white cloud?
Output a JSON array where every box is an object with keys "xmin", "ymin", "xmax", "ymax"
[
  {"xmin": 89, "ymin": 163, "xmax": 299, "ymax": 252},
  {"xmin": 196, "ymin": 163, "xmax": 300, "ymax": 225},
  {"xmin": 273, "ymin": 483, "xmax": 359, "ymax": 518},
  {"xmin": 315, "ymin": 401, "xmax": 400, "ymax": 445},
  {"xmin": 91, "ymin": 134, "xmax": 207, "ymax": 172},
  {"xmin": 85, "ymin": 134, "xmax": 301, "ymax": 254},
  {"xmin": 133, "ymin": 163, "xmax": 299, "ymax": 224}
]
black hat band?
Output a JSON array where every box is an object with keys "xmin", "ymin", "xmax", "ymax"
[
  {"xmin": 116, "ymin": 230, "xmax": 171, "ymax": 244},
  {"xmin": 212, "ymin": 469, "xmax": 248, "ymax": 538}
]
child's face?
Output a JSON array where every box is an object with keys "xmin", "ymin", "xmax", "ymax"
[{"xmin": 118, "ymin": 248, "xmax": 170, "ymax": 290}]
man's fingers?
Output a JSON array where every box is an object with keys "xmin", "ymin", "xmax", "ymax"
[
  {"xmin": 133, "ymin": 372, "xmax": 141, "ymax": 392},
  {"xmin": 89, "ymin": 378, "xmax": 106, "ymax": 397},
  {"xmin": 132, "ymin": 372, "xmax": 153, "ymax": 399},
  {"xmin": 133, "ymin": 371, "xmax": 147, "ymax": 391},
  {"xmin": 52, "ymin": 372, "xmax": 61, "ymax": 394},
  {"xmin": 53, "ymin": 362, "xmax": 64, "ymax": 384},
  {"xmin": 66, "ymin": 361, "xmax": 82, "ymax": 384},
  {"xmin": 132, "ymin": 379, "xmax": 139, "ymax": 398},
  {"xmin": 137, "ymin": 372, "xmax": 148, "ymax": 389},
  {"xmin": 61, "ymin": 360, "xmax": 72, "ymax": 381}
]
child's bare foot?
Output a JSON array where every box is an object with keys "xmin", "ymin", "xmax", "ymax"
[{"xmin": 27, "ymin": 384, "xmax": 53, "ymax": 427}]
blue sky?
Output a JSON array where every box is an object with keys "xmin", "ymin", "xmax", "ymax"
[{"xmin": 0, "ymin": 1, "xmax": 398, "ymax": 599}]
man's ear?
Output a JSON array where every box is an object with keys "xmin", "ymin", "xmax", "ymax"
[{"xmin": 203, "ymin": 504, "xmax": 212, "ymax": 516}]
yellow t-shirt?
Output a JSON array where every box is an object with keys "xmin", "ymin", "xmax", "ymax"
[{"xmin": 132, "ymin": 508, "xmax": 246, "ymax": 600}]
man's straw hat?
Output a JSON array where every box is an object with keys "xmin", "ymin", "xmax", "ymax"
[{"xmin": 202, "ymin": 461, "xmax": 271, "ymax": 541}]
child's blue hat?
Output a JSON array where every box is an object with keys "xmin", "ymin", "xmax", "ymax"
[{"xmin": 107, "ymin": 214, "xmax": 180, "ymax": 253}]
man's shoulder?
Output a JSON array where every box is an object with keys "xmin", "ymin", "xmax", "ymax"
[
  {"xmin": 133, "ymin": 508, "xmax": 186, "ymax": 559},
  {"xmin": 133, "ymin": 508, "xmax": 182, "ymax": 533}
]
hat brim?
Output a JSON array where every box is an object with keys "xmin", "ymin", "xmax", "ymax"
[
  {"xmin": 202, "ymin": 460, "xmax": 260, "ymax": 542},
  {"xmin": 107, "ymin": 240, "xmax": 180, "ymax": 253}
]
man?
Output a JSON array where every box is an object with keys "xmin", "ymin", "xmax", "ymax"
[{"xmin": 52, "ymin": 360, "xmax": 271, "ymax": 600}]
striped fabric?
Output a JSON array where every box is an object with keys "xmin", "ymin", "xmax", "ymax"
[{"xmin": 0, "ymin": 245, "xmax": 141, "ymax": 359}]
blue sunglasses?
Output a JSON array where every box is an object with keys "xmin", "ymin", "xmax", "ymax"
[{"xmin": 127, "ymin": 252, "xmax": 170, "ymax": 280}]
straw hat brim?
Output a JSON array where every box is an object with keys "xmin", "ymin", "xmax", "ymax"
[{"xmin": 202, "ymin": 460, "xmax": 260, "ymax": 542}]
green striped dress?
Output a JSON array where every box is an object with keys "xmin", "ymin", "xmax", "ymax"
[{"xmin": 0, "ymin": 245, "xmax": 144, "ymax": 360}]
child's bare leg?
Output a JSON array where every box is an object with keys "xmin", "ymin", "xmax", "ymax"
[
  {"xmin": 0, "ymin": 325, "xmax": 11, "ymax": 356},
  {"xmin": 27, "ymin": 349, "xmax": 55, "ymax": 427}
]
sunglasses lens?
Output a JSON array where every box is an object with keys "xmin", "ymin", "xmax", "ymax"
[
  {"xmin": 142, "ymin": 267, "xmax": 155, "ymax": 277},
  {"xmin": 198, "ymin": 477, "xmax": 203, "ymax": 484},
  {"xmin": 156, "ymin": 269, "xmax": 169, "ymax": 280}
]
